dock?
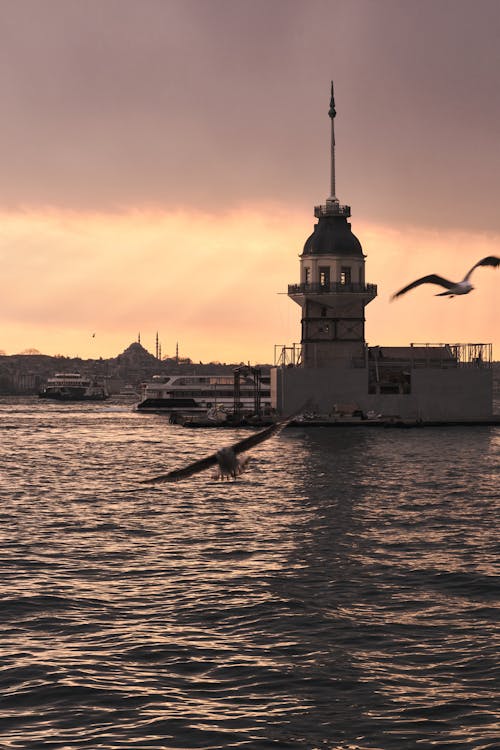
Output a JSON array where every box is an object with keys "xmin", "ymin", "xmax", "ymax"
[{"xmin": 180, "ymin": 416, "xmax": 500, "ymax": 429}]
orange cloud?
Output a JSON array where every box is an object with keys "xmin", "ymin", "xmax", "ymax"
[{"xmin": 0, "ymin": 207, "xmax": 498, "ymax": 361}]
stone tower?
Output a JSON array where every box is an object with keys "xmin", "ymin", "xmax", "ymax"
[{"xmin": 288, "ymin": 83, "xmax": 377, "ymax": 367}]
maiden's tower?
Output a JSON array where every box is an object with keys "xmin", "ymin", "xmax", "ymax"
[{"xmin": 272, "ymin": 84, "xmax": 494, "ymax": 422}]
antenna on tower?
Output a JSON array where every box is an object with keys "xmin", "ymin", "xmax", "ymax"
[
  {"xmin": 329, "ymin": 81, "xmax": 336, "ymax": 200},
  {"xmin": 314, "ymin": 81, "xmax": 350, "ymax": 219}
]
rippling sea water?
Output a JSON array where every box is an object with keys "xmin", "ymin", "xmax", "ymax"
[{"xmin": 0, "ymin": 397, "xmax": 499, "ymax": 750}]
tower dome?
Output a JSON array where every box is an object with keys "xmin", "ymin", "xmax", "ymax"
[{"xmin": 302, "ymin": 213, "xmax": 363, "ymax": 257}]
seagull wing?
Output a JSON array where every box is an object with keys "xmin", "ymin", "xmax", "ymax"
[
  {"xmin": 392, "ymin": 274, "xmax": 455, "ymax": 299},
  {"xmin": 230, "ymin": 405, "xmax": 310, "ymax": 455},
  {"xmin": 231, "ymin": 422, "xmax": 281, "ymax": 455},
  {"xmin": 463, "ymin": 255, "xmax": 500, "ymax": 281},
  {"xmin": 142, "ymin": 453, "xmax": 219, "ymax": 483}
]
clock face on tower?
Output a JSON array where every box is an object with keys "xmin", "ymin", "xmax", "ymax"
[{"xmin": 337, "ymin": 319, "xmax": 363, "ymax": 340}]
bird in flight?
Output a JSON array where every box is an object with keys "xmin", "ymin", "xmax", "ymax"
[
  {"xmin": 142, "ymin": 413, "xmax": 299, "ymax": 484},
  {"xmin": 392, "ymin": 255, "xmax": 499, "ymax": 299}
]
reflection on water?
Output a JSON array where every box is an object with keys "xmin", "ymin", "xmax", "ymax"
[{"xmin": 0, "ymin": 398, "xmax": 499, "ymax": 749}]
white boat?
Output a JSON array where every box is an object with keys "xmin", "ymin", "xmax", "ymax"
[
  {"xmin": 136, "ymin": 371, "xmax": 271, "ymax": 416},
  {"xmin": 39, "ymin": 373, "xmax": 109, "ymax": 401}
]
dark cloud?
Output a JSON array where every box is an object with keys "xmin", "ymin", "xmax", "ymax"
[{"xmin": 1, "ymin": 0, "xmax": 499, "ymax": 231}]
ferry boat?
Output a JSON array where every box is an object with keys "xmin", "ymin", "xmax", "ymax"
[
  {"xmin": 136, "ymin": 371, "xmax": 271, "ymax": 416},
  {"xmin": 39, "ymin": 373, "xmax": 109, "ymax": 401}
]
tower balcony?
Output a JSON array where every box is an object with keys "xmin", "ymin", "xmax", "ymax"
[
  {"xmin": 314, "ymin": 200, "xmax": 351, "ymax": 218},
  {"xmin": 288, "ymin": 282, "xmax": 377, "ymax": 295}
]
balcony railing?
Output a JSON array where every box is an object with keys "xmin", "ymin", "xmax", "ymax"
[
  {"xmin": 288, "ymin": 282, "xmax": 378, "ymax": 295},
  {"xmin": 314, "ymin": 202, "xmax": 351, "ymax": 218}
]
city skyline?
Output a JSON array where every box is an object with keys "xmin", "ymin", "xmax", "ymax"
[{"xmin": 1, "ymin": 0, "xmax": 499, "ymax": 361}]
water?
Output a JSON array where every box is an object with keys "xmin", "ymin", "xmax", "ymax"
[{"xmin": 0, "ymin": 397, "xmax": 498, "ymax": 749}]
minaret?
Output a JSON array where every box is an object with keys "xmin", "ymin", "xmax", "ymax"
[{"xmin": 287, "ymin": 82, "xmax": 377, "ymax": 368}]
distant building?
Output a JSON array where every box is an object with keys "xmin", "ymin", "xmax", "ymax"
[
  {"xmin": 12, "ymin": 371, "xmax": 40, "ymax": 392},
  {"xmin": 272, "ymin": 84, "xmax": 494, "ymax": 421}
]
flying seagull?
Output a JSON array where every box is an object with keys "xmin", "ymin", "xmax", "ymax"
[
  {"xmin": 391, "ymin": 255, "xmax": 500, "ymax": 299},
  {"xmin": 142, "ymin": 413, "xmax": 299, "ymax": 484}
]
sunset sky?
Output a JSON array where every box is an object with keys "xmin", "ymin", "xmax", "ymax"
[{"xmin": 1, "ymin": 0, "xmax": 499, "ymax": 362}]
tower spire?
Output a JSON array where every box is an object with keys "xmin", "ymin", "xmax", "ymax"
[
  {"xmin": 329, "ymin": 81, "xmax": 336, "ymax": 200},
  {"xmin": 314, "ymin": 81, "xmax": 350, "ymax": 219}
]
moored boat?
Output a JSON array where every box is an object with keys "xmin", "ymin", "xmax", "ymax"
[
  {"xmin": 39, "ymin": 373, "xmax": 109, "ymax": 401},
  {"xmin": 136, "ymin": 370, "xmax": 271, "ymax": 417}
]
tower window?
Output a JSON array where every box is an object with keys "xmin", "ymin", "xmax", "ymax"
[
  {"xmin": 304, "ymin": 267, "xmax": 310, "ymax": 284},
  {"xmin": 340, "ymin": 266, "xmax": 351, "ymax": 285},
  {"xmin": 321, "ymin": 307, "xmax": 327, "ymax": 317},
  {"xmin": 319, "ymin": 266, "xmax": 330, "ymax": 287}
]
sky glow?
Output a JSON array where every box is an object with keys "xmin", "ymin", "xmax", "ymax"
[{"xmin": 1, "ymin": 0, "xmax": 498, "ymax": 361}]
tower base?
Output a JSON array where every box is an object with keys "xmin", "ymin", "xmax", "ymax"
[{"xmin": 272, "ymin": 351, "xmax": 493, "ymax": 422}]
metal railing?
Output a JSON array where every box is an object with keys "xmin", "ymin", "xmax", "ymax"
[
  {"xmin": 314, "ymin": 202, "xmax": 351, "ymax": 218},
  {"xmin": 288, "ymin": 282, "xmax": 377, "ymax": 295},
  {"xmin": 409, "ymin": 343, "xmax": 492, "ymax": 367},
  {"xmin": 273, "ymin": 342, "xmax": 492, "ymax": 370}
]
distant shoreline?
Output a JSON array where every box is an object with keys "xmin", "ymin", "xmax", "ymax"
[{"xmin": 0, "ymin": 343, "xmax": 272, "ymax": 396}]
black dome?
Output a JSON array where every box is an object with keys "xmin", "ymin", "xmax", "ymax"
[{"xmin": 302, "ymin": 215, "xmax": 363, "ymax": 257}]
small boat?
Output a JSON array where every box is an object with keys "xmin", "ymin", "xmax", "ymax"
[{"xmin": 39, "ymin": 373, "xmax": 109, "ymax": 401}]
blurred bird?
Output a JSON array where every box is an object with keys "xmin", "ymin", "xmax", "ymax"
[
  {"xmin": 142, "ymin": 412, "xmax": 300, "ymax": 484},
  {"xmin": 392, "ymin": 255, "xmax": 499, "ymax": 299}
]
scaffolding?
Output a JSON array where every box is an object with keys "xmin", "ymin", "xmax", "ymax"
[
  {"xmin": 409, "ymin": 343, "xmax": 492, "ymax": 367},
  {"xmin": 233, "ymin": 366, "xmax": 262, "ymax": 417},
  {"xmin": 274, "ymin": 343, "xmax": 302, "ymax": 368}
]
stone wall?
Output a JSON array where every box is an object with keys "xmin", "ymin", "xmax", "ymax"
[{"xmin": 273, "ymin": 364, "xmax": 494, "ymax": 420}]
